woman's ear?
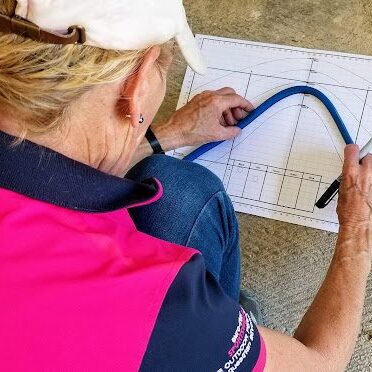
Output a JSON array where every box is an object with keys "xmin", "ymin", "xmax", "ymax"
[{"xmin": 117, "ymin": 46, "xmax": 161, "ymax": 128}]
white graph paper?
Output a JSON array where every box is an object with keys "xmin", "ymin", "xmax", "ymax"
[{"xmin": 169, "ymin": 35, "xmax": 372, "ymax": 232}]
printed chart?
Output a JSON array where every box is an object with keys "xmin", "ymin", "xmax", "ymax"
[{"xmin": 169, "ymin": 35, "xmax": 372, "ymax": 232}]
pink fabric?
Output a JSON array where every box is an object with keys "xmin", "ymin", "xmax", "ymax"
[
  {"xmin": 252, "ymin": 335, "xmax": 267, "ymax": 372},
  {"xmin": 0, "ymin": 187, "xmax": 197, "ymax": 371}
]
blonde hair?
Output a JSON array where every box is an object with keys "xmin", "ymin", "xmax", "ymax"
[{"xmin": 0, "ymin": 1, "xmax": 171, "ymax": 137}]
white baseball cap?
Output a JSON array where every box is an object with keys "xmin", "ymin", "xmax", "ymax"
[{"xmin": 14, "ymin": 0, "xmax": 207, "ymax": 74}]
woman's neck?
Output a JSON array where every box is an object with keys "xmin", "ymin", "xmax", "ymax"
[{"xmin": 0, "ymin": 86, "xmax": 137, "ymax": 176}]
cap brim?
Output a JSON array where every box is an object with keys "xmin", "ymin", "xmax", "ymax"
[{"xmin": 175, "ymin": 26, "xmax": 207, "ymax": 75}]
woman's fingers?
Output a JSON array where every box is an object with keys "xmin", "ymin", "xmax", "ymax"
[
  {"xmin": 231, "ymin": 107, "xmax": 249, "ymax": 121},
  {"xmin": 361, "ymin": 154, "xmax": 372, "ymax": 190},
  {"xmin": 223, "ymin": 110, "xmax": 237, "ymax": 126},
  {"xmin": 217, "ymin": 93, "xmax": 255, "ymax": 113},
  {"xmin": 342, "ymin": 145, "xmax": 372, "ymax": 194},
  {"xmin": 361, "ymin": 153, "xmax": 372, "ymax": 170},
  {"xmin": 223, "ymin": 107, "xmax": 250, "ymax": 126},
  {"xmin": 215, "ymin": 87, "xmax": 237, "ymax": 95},
  {"xmin": 343, "ymin": 145, "xmax": 360, "ymax": 176}
]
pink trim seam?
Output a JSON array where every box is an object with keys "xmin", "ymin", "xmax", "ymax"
[
  {"xmin": 252, "ymin": 335, "xmax": 267, "ymax": 372},
  {"xmin": 127, "ymin": 178, "xmax": 163, "ymax": 209}
]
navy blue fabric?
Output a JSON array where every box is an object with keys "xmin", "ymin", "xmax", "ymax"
[
  {"xmin": 127, "ymin": 154, "xmax": 241, "ymax": 301},
  {"xmin": 140, "ymin": 255, "xmax": 262, "ymax": 372},
  {"xmin": 0, "ymin": 131, "xmax": 263, "ymax": 370},
  {"xmin": 0, "ymin": 131, "xmax": 159, "ymax": 212}
]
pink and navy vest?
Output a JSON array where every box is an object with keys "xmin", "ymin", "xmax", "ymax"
[{"xmin": 0, "ymin": 131, "xmax": 266, "ymax": 371}]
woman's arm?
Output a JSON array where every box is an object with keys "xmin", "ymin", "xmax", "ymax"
[
  {"xmin": 129, "ymin": 88, "xmax": 254, "ymax": 168},
  {"xmin": 259, "ymin": 145, "xmax": 372, "ymax": 371}
]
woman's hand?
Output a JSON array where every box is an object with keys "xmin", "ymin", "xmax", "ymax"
[
  {"xmin": 336, "ymin": 144, "xmax": 372, "ymax": 261},
  {"xmin": 157, "ymin": 88, "xmax": 254, "ymax": 149},
  {"xmin": 337, "ymin": 144, "xmax": 372, "ymax": 230}
]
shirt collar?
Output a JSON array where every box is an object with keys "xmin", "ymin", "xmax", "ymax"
[{"xmin": 0, "ymin": 130, "xmax": 162, "ymax": 212}]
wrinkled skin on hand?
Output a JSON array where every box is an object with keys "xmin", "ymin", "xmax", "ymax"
[
  {"xmin": 165, "ymin": 87, "xmax": 254, "ymax": 148},
  {"xmin": 337, "ymin": 145, "xmax": 372, "ymax": 230}
]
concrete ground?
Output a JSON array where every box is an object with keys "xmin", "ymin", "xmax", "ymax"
[{"xmin": 157, "ymin": 0, "xmax": 372, "ymax": 370}]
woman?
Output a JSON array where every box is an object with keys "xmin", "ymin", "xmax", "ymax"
[{"xmin": 0, "ymin": 1, "xmax": 370, "ymax": 371}]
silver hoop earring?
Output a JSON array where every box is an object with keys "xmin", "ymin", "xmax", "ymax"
[{"xmin": 139, "ymin": 114, "xmax": 145, "ymax": 124}]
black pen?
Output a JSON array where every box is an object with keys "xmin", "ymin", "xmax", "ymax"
[
  {"xmin": 315, "ymin": 176, "xmax": 342, "ymax": 209},
  {"xmin": 316, "ymin": 138, "xmax": 372, "ymax": 209}
]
